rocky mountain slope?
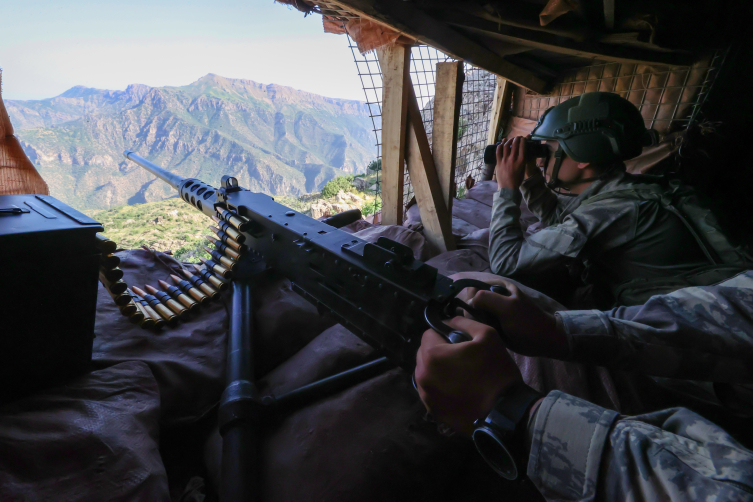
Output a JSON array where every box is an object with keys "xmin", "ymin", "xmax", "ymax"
[{"xmin": 7, "ymin": 74, "xmax": 377, "ymax": 210}]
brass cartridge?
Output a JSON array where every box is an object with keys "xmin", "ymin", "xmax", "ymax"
[
  {"xmin": 100, "ymin": 253, "xmax": 121, "ymax": 269},
  {"xmin": 132, "ymin": 286, "xmax": 178, "ymax": 325},
  {"xmin": 134, "ymin": 301, "xmax": 155, "ymax": 329},
  {"xmin": 119, "ymin": 300, "xmax": 138, "ymax": 316},
  {"xmin": 209, "ymin": 226, "xmax": 245, "ymax": 251},
  {"xmin": 100, "ymin": 271, "xmax": 128, "ymax": 295},
  {"xmin": 145, "ymin": 284, "xmax": 189, "ymax": 320},
  {"xmin": 158, "ymin": 279, "xmax": 200, "ymax": 312},
  {"xmin": 199, "ymin": 257, "xmax": 233, "ymax": 279},
  {"xmin": 216, "ymin": 207, "xmax": 251, "ymax": 232},
  {"xmin": 192, "ymin": 264, "xmax": 229, "ymax": 291},
  {"xmin": 208, "ymin": 237, "xmax": 242, "ymax": 260},
  {"xmin": 170, "ymin": 274, "xmax": 211, "ymax": 305},
  {"xmin": 211, "ymin": 215, "xmax": 245, "ymax": 243},
  {"xmin": 95, "ymin": 233, "xmax": 117, "ymax": 254},
  {"xmin": 100, "ymin": 266, "xmax": 124, "ymax": 282},
  {"xmin": 131, "ymin": 291, "xmax": 164, "ymax": 329},
  {"xmin": 180, "ymin": 269, "xmax": 221, "ymax": 300},
  {"xmin": 108, "ymin": 288, "xmax": 132, "ymax": 306},
  {"xmin": 203, "ymin": 246, "xmax": 236, "ymax": 270}
]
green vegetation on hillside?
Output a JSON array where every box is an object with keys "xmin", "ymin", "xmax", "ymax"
[
  {"xmin": 321, "ymin": 175, "xmax": 356, "ymax": 199},
  {"xmin": 87, "ymin": 198, "xmax": 214, "ymax": 263}
]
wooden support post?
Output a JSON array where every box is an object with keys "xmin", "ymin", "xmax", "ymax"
[
  {"xmin": 432, "ymin": 62, "xmax": 464, "ymax": 214},
  {"xmin": 405, "ymin": 84, "xmax": 455, "ymax": 253},
  {"xmin": 376, "ymin": 45, "xmax": 410, "ymax": 225},
  {"xmin": 486, "ymin": 77, "xmax": 512, "ymax": 146}
]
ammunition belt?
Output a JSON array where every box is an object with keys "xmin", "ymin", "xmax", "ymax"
[{"xmin": 97, "ymin": 206, "xmax": 247, "ymax": 330}]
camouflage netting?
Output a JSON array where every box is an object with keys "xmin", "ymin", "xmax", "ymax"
[{"xmin": 0, "ymin": 70, "xmax": 48, "ymax": 195}]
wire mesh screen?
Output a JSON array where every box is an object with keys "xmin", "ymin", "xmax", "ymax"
[
  {"xmin": 349, "ymin": 40, "xmax": 498, "ymax": 221},
  {"xmin": 513, "ymin": 52, "xmax": 727, "ymax": 134},
  {"xmin": 405, "ymin": 48, "xmax": 497, "ymax": 208},
  {"xmin": 348, "ymin": 35, "xmax": 383, "ymax": 199},
  {"xmin": 454, "ymin": 68, "xmax": 497, "ymax": 197}
]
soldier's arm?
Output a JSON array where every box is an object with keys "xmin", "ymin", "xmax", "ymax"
[
  {"xmin": 558, "ymin": 271, "xmax": 753, "ymax": 382},
  {"xmin": 527, "ymin": 390, "xmax": 753, "ymax": 502},
  {"xmin": 488, "ymin": 189, "xmax": 589, "ymax": 277},
  {"xmin": 519, "ymin": 170, "xmax": 562, "ymax": 226}
]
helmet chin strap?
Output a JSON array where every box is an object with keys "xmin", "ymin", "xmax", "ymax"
[{"xmin": 545, "ymin": 146, "xmax": 567, "ymax": 191}]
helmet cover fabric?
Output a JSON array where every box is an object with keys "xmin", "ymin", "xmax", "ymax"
[{"xmin": 531, "ymin": 92, "xmax": 648, "ymax": 164}]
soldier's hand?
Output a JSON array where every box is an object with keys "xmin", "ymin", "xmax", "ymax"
[
  {"xmin": 415, "ymin": 317, "xmax": 522, "ymax": 436},
  {"xmin": 495, "ymin": 136, "xmax": 527, "ymax": 190},
  {"xmin": 470, "ymin": 283, "xmax": 569, "ymax": 360}
]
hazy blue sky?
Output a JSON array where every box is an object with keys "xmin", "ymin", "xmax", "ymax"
[{"xmin": 0, "ymin": 0, "xmax": 365, "ymax": 101}]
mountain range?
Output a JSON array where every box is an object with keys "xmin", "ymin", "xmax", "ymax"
[{"xmin": 6, "ymin": 74, "xmax": 377, "ymax": 210}]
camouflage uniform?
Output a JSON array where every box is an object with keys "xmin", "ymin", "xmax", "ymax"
[
  {"xmin": 527, "ymin": 391, "xmax": 753, "ymax": 501},
  {"xmin": 489, "ymin": 169, "xmax": 709, "ymax": 304},
  {"xmin": 525, "ymin": 271, "xmax": 753, "ymax": 500}
]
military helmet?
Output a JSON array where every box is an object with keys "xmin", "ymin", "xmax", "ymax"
[{"xmin": 531, "ymin": 92, "xmax": 652, "ymax": 164}]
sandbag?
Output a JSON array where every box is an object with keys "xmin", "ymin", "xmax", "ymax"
[
  {"xmin": 0, "ymin": 361, "xmax": 168, "ymax": 502},
  {"xmin": 353, "ymin": 223, "xmax": 439, "ymax": 261}
]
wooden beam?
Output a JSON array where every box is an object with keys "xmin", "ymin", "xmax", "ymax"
[
  {"xmin": 486, "ymin": 77, "xmax": 513, "ymax": 146},
  {"xmin": 405, "ymin": 83, "xmax": 455, "ymax": 253},
  {"xmin": 376, "ymin": 45, "xmax": 410, "ymax": 226},
  {"xmin": 432, "ymin": 62, "xmax": 464, "ymax": 213},
  {"xmin": 328, "ymin": 0, "xmax": 548, "ymax": 93},
  {"xmin": 436, "ymin": 11, "xmax": 696, "ymax": 67}
]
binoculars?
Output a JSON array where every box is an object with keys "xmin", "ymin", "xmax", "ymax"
[
  {"xmin": 482, "ymin": 140, "xmax": 550, "ymax": 180},
  {"xmin": 483, "ymin": 140, "xmax": 550, "ymax": 164}
]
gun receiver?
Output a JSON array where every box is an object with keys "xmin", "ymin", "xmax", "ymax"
[{"xmin": 123, "ymin": 150, "xmax": 504, "ymax": 368}]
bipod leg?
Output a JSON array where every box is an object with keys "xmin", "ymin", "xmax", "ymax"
[{"xmin": 219, "ymin": 279, "xmax": 261, "ymax": 502}]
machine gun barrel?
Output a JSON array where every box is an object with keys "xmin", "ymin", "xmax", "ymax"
[
  {"xmin": 123, "ymin": 150, "xmax": 185, "ymax": 190},
  {"xmin": 124, "ymin": 150, "xmax": 219, "ymax": 218}
]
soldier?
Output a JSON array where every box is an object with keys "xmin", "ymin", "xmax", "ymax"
[
  {"xmin": 489, "ymin": 92, "xmax": 748, "ymax": 307},
  {"xmin": 415, "ymin": 271, "xmax": 753, "ymax": 500}
]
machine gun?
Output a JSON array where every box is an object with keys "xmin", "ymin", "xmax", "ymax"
[{"xmin": 123, "ymin": 150, "xmax": 506, "ymax": 501}]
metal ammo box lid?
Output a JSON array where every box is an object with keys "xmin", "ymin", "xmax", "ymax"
[{"xmin": 0, "ymin": 194, "xmax": 104, "ymax": 402}]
